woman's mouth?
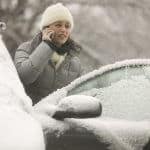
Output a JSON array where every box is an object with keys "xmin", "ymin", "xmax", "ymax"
[{"xmin": 58, "ymin": 34, "xmax": 67, "ymax": 38}]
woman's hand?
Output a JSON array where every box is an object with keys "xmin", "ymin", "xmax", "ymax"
[{"xmin": 42, "ymin": 28, "xmax": 54, "ymax": 41}]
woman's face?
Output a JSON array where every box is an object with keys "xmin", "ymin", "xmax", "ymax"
[{"xmin": 47, "ymin": 20, "xmax": 71, "ymax": 46}]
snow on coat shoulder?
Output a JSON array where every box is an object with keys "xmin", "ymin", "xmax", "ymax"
[{"xmin": 0, "ymin": 34, "xmax": 45, "ymax": 150}]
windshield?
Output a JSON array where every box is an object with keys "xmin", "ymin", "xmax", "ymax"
[{"xmin": 68, "ymin": 65, "xmax": 150, "ymax": 121}]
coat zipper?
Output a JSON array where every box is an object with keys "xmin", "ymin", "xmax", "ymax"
[{"xmin": 48, "ymin": 60, "xmax": 56, "ymax": 90}]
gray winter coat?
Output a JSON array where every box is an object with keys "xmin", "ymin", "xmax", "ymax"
[{"xmin": 14, "ymin": 33, "xmax": 83, "ymax": 104}]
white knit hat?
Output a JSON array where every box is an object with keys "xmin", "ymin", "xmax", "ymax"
[{"xmin": 40, "ymin": 3, "xmax": 74, "ymax": 31}]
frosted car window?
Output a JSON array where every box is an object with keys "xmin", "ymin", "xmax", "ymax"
[
  {"xmin": 69, "ymin": 66, "xmax": 146, "ymax": 95},
  {"xmin": 68, "ymin": 65, "xmax": 150, "ymax": 121}
]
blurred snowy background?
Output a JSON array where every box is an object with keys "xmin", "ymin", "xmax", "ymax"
[{"xmin": 1, "ymin": 0, "xmax": 150, "ymax": 72}]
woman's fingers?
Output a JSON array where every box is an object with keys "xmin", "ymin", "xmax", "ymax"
[{"xmin": 42, "ymin": 28, "xmax": 54, "ymax": 41}]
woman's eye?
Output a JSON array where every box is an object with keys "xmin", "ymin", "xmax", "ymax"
[{"xmin": 55, "ymin": 24, "xmax": 62, "ymax": 27}]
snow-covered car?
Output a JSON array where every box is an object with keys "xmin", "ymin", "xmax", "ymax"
[
  {"xmin": 0, "ymin": 23, "xmax": 45, "ymax": 150},
  {"xmin": 35, "ymin": 59, "xmax": 150, "ymax": 150}
]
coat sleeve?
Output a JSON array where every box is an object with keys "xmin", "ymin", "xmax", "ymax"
[{"xmin": 14, "ymin": 41, "xmax": 53, "ymax": 84}]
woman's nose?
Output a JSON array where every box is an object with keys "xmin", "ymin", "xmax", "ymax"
[{"xmin": 60, "ymin": 26, "xmax": 67, "ymax": 32}]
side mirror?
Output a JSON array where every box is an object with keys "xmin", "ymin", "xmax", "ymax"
[{"xmin": 52, "ymin": 95, "xmax": 102, "ymax": 119}]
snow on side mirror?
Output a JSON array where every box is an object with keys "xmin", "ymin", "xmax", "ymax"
[{"xmin": 52, "ymin": 95, "xmax": 102, "ymax": 119}]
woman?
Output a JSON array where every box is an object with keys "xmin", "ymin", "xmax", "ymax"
[{"xmin": 14, "ymin": 3, "xmax": 83, "ymax": 104}]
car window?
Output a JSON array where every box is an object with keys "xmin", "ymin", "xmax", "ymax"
[
  {"xmin": 68, "ymin": 66, "xmax": 146, "ymax": 95},
  {"xmin": 68, "ymin": 65, "xmax": 150, "ymax": 121}
]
